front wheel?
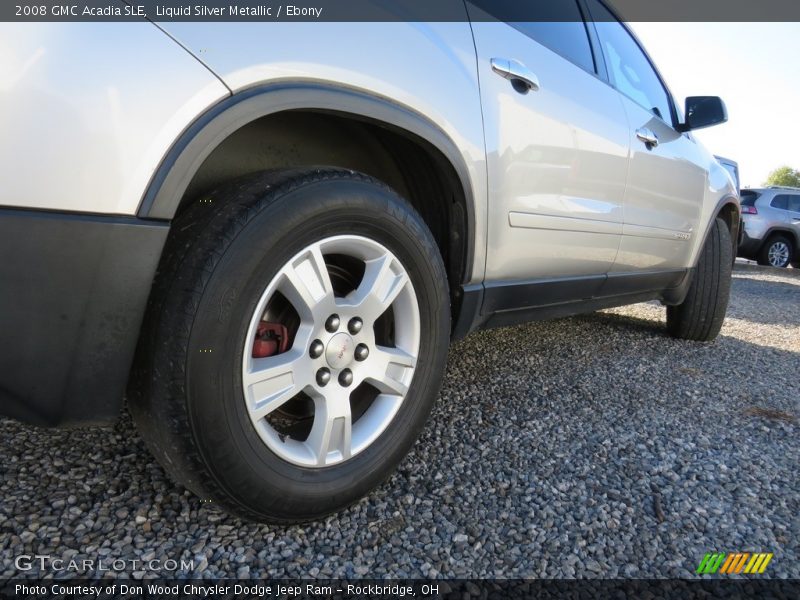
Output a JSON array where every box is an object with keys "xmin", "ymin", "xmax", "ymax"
[
  {"xmin": 129, "ymin": 169, "xmax": 450, "ymax": 523},
  {"xmin": 666, "ymin": 218, "xmax": 732, "ymax": 342}
]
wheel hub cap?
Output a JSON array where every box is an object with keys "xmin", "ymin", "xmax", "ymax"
[{"xmin": 325, "ymin": 332, "xmax": 355, "ymax": 369}]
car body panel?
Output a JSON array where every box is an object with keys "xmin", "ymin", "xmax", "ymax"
[
  {"xmin": 613, "ymin": 98, "xmax": 708, "ymax": 272},
  {"xmin": 0, "ymin": 12, "xmax": 739, "ymax": 426},
  {"xmin": 469, "ymin": 21, "xmax": 629, "ymax": 281},
  {"xmin": 787, "ymin": 199, "xmax": 800, "ymax": 233},
  {"xmin": 0, "ymin": 23, "xmax": 229, "ymax": 215},
  {"xmin": 158, "ymin": 19, "xmax": 488, "ymax": 283},
  {"xmin": 714, "ymin": 155, "xmax": 740, "ymax": 192}
]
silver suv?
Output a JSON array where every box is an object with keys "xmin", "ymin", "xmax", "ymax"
[
  {"xmin": 0, "ymin": 2, "xmax": 738, "ymax": 522},
  {"xmin": 738, "ymin": 187, "xmax": 800, "ymax": 267}
]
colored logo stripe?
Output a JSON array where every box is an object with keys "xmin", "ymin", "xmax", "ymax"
[
  {"xmin": 697, "ymin": 552, "xmax": 773, "ymax": 575},
  {"xmin": 744, "ymin": 553, "xmax": 773, "ymax": 574},
  {"xmin": 696, "ymin": 553, "xmax": 726, "ymax": 574},
  {"xmin": 720, "ymin": 553, "xmax": 749, "ymax": 574}
]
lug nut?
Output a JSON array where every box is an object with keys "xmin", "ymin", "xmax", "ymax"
[
  {"xmin": 309, "ymin": 339, "xmax": 324, "ymax": 359},
  {"xmin": 316, "ymin": 367, "xmax": 331, "ymax": 387},
  {"xmin": 348, "ymin": 317, "xmax": 363, "ymax": 335},
  {"xmin": 338, "ymin": 368, "xmax": 353, "ymax": 387},
  {"xmin": 354, "ymin": 344, "xmax": 369, "ymax": 361},
  {"xmin": 325, "ymin": 314, "xmax": 340, "ymax": 333}
]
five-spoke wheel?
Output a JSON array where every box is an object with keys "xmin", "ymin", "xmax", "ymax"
[{"xmin": 242, "ymin": 236, "xmax": 420, "ymax": 467}]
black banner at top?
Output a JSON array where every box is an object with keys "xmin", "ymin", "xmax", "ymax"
[{"xmin": 3, "ymin": 0, "xmax": 800, "ymax": 22}]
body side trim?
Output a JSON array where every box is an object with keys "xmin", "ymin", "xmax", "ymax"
[
  {"xmin": 471, "ymin": 268, "xmax": 688, "ymax": 333},
  {"xmin": 482, "ymin": 290, "xmax": 663, "ymax": 330},
  {"xmin": 509, "ymin": 212, "xmax": 622, "ymax": 236},
  {"xmin": 483, "ymin": 274, "xmax": 607, "ymax": 314},
  {"xmin": 622, "ymin": 222, "xmax": 692, "ymax": 241},
  {"xmin": 451, "ymin": 283, "xmax": 484, "ymax": 341},
  {"xmin": 601, "ymin": 269, "xmax": 686, "ymax": 296}
]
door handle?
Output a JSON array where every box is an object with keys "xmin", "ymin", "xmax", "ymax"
[
  {"xmin": 490, "ymin": 58, "xmax": 540, "ymax": 93},
  {"xmin": 636, "ymin": 127, "xmax": 659, "ymax": 148}
]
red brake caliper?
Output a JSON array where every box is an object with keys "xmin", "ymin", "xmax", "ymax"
[{"xmin": 252, "ymin": 321, "xmax": 290, "ymax": 358}]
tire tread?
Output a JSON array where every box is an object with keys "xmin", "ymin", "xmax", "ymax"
[{"xmin": 666, "ymin": 218, "xmax": 732, "ymax": 342}]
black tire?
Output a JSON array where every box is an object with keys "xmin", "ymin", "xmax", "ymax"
[
  {"xmin": 666, "ymin": 218, "xmax": 732, "ymax": 342},
  {"xmin": 756, "ymin": 234, "xmax": 793, "ymax": 268},
  {"xmin": 128, "ymin": 168, "xmax": 450, "ymax": 523}
]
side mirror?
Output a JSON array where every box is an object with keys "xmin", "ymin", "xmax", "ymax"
[{"xmin": 677, "ymin": 96, "xmax": 728, "ymax": 132}]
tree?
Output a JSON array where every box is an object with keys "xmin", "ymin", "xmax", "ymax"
[{"xmin": 764, "ymin": 165, "xmax": 800, "ymax": 188}]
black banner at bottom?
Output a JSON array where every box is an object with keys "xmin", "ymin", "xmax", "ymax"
[{"xmin": 2, "ymin": 579, "xmax": 799, "ymax": 600}]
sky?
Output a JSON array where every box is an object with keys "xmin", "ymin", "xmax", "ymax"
[{"xmin": 629, "ymin": 22, "xmax": 800, "ymax": 188}]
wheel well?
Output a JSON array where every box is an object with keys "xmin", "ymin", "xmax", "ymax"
[
  {"xmin": 716, "ymin": 201, "xmax": 740, "ymax": 256},
  {"xmin": 175, "ymin": 109, "xmax": 469, "ymax": 294},
  {"xmin": 762, "ymin": 228, "xmax": 797, "ymax": 245}
]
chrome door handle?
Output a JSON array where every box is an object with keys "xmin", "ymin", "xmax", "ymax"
[
  {"xmin": 636, "ymin": 127, "xmax": 659, "ymax": 148},
  {"xmin": 490, "ymin": 58, "xmax": 540, "ymax": 92}
]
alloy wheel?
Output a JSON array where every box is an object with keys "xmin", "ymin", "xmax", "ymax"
[
  {"xmin": 768, "ymin": 241, "xmax": 790, "ymax": 267},
  {"xmin": 241, "ymin": 235, "xmax": 420, "ymax": 468}
]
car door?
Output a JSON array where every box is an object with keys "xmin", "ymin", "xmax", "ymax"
[
  {"xmin": 786, "ymin": 194, "xmax": 800, "ymax": 239},
  {"xmin": 467, "ymin": 1, "xmax": 630, "ymax": 309},
  {"xmin": 586, "ymin": 0, "xmax": 708, "ymax": 274}
]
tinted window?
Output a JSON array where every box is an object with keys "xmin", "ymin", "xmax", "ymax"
[
  {"xmin": 740, "ymin": 190, "xmax": 760, "ymax": 207},
  {"xmin": 586, "ymin": 0, "xmax": 673, "ymax": 124},
  {"xmin": 771, "ymin": 195, "xmax": 789, "ymax": 210},
  {"xmin": 514, "ymin": 21, "xmax": 595, "ymax": 73},
  {"xmin": 788, "ymin": 195, "xmax": 800, "ymax": 212},
  {"xmin": 480, "ymin": 0, "xmax": 595, "ymax": 73}
]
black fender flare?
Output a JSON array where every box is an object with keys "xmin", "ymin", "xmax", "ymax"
[
  {"xmin": 762, "ymin": 226, "xmax": 800, "ymax": 248},
  {"xmin": 700, "ymin": 194, "xmax": 740, "ymax": 262},
  {"xmin": 662, "ymin": 194, "xmax": 740, "ymax": 306}
]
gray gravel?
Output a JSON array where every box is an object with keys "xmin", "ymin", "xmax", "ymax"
[{"xmin": 1, "ymin": 263, "xmax": 798, "ymax": 579}]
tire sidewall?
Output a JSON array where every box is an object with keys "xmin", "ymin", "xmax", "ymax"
[
  {"xmin": 666, "ymin": 217, "xmax": 732, "ymax": 341},
  {"xmin": 184, "ymin": 179, "xmax": 449, "ymax": 519}
]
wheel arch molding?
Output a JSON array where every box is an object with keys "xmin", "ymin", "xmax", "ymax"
[
  {"xmin": 136, "ymin": 82, "xmax": 476, "ymax": 284},
  {"xmin": 763, "ymin": 226, "xmax": 800, "ymax": 248},
  {"xmin": 697, "ymin": 194, "xmax": 740, "ymax": 266}
]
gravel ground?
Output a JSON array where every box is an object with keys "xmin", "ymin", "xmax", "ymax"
[{"xmin": 1, "ymin": 263, "xmax": 798, "ymax": 580}]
